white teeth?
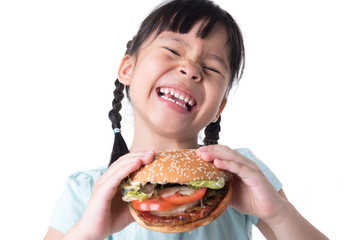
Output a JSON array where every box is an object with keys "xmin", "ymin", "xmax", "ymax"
[
  {"xmin": 160, "ymin": 95, "xmax": 187, "ymax": 110},
  {"xmin": 175, "ymin": 101, "xmax": 186, "ymax": 108},
  {"xmin": 159, "ymin": 87, "xmax": 196, "ymax": 108}
]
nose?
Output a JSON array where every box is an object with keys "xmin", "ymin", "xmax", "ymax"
[{"xmin": 177, "ymin": 62, "xmax": 201, "ymax": 82}]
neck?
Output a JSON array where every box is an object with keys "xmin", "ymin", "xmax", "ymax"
[{"xmin": 129, "ymin": 124, "xmax": 200, "ymax": 153}]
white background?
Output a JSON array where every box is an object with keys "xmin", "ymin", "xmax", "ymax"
[{"xmin": 0, "ymin": 0, "xmax": 358, "ymax": 239}]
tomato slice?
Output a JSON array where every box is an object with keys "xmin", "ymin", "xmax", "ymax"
[
  {"xmin": 160, "ymin": 187, "xmax": 207, "ymax": 205},
  {"xmin": 131, "ymin": 197, "xmax": 178, "ymax": 211}
]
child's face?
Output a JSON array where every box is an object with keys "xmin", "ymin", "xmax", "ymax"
[{"xmin": 120, "ymin": 21, "xmax": 230, "ymax": 140}]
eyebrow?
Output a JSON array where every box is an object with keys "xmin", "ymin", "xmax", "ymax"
[
  {"xmin": 159, "ymin": 35, "xmax": 189, "ymax": 47},
  {"xmin": 159, "ymin": 35, "xmax": 229, "ymax": 71}
]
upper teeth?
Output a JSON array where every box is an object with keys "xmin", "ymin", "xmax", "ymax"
[{"xmin": 159, "ymin": 87, "xmax": 196, "ymax": 109}]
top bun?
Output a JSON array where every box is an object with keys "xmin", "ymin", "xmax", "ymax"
[{"xmin": 130, "ymin": 149, "xmax": 230, "ymax": 184}]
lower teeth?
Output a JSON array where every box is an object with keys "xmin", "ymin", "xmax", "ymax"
[{"xmin": 160, "ymin": 95, "xmax": 189, "ymax": 111}]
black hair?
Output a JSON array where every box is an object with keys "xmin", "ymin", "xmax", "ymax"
[{"xmin": 108, "ymin": 0, "xmax": 245, "ymax": 166}]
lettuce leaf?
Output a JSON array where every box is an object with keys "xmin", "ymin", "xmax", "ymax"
[
  {"xmin": 121, "ymin": 178, "xmax": 150, "ymax": 202},
  {"xmin": 121, "ymin": 177, "xmax": 225, "ymax": 202},
  {"xmin": 122, "ymin": 189, "xmax": 149, "ymax": 202},
  {"xmin": 189, "ymin": 177, "xmax": 225, "ymax": 189},
  {"xmin": 121, "ymin": 179, "xmax": 141, "ymax": 191}
]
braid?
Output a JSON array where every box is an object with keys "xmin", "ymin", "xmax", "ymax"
[
  {"xmin": 203, "ymin": 116, "xmax": 221, "ymax": 145},
  {"xmin": 108, "ymin": 79, "xmax": 129, "ymax": 166},
  {"xmin": 107, "ymin": 37, "xmax": 136, "ymax": 167},
  {"xmin": 109, "ymin": 79, "xmax": 124, "ymax": 129}
]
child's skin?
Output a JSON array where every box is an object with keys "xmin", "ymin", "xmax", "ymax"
[
  {"xmin": 121, "ymin": 22, "xmax": 229, "ymax": 152},
  {"xmin": 44, "ymin": 20, "xmax": 327, "ymax": 240}
]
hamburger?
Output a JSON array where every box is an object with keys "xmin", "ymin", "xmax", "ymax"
[{"xmin": 121, "ymin": 149, "xmax": 232, "ymax": 233}]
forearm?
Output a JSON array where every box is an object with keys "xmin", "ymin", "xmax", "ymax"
[
  {"xmin": 62, "ymin": 222, "xmax": 95, "ymax": 240},
  {"xmin": 265, "ymin": 201, "xmax": 328, "ymax": 240}
]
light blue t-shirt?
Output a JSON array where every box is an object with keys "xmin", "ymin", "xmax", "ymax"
[{"xmin": 49, "ymin": 148, "xmax": 282, "ymax": 240}]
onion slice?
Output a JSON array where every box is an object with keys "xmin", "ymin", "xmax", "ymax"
[
  {"xmin": 151, "ymin": 200, "xmax": 200, "ymax": 216},
  {"xmin": 160, "ymin": 186, "xmax": 195, "ymax": 198}
]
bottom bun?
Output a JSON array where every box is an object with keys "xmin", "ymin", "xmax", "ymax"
[{"xmin": 129, "ymin": 182, "xmax": 232, "ymax": 233}]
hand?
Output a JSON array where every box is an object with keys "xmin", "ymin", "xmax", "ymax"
[
  {"xmin": 68, "ymin": 150, "xmax": 155, "ymax": 240},
  {"xmin": 196, "ymin": 145, "xmax": 286, "ymax": 222}
]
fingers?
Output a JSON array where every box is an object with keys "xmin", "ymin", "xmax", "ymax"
[
  {"xmin": 109, "ymin": 150, "xmax": 155, "ymax": 177},
  {"xmin": 197, "ymin": 145, "xmax": 233, "ymax": 161},
  {"xmin": 197, "ymin": 145, "xmax": 260, "ymax": 180},
  {"xmin": 213, "ymin": 158, "xmax": 259, "ymax": 183},
  {"xmin": 94, "ymin": 150, "xmax": 155, "ymax": 200},
  {"xmin": 197, "ymin": 145, "xmax": 252, "ymax": 166},
  {"xmin": 106, "ymin": 150, "xmax": 154, "ymax": 182}
]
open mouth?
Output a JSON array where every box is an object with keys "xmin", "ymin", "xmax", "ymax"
[{"xmin": 157, "ymin": 87, "xmax": 197, "ymax": 112}]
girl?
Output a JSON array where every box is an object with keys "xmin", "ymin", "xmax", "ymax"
[{"xmin": 44, "ymin": 0, "xmax": 328, "ymax": 239}]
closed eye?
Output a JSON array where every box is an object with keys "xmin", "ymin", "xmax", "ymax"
[
  {"xmin": 165, "ymin": 47, "xmax": 181, "ymax": 57},
  {"xmin": 203, "ymin": 66, "xmax": 223, "ymax": 76}
]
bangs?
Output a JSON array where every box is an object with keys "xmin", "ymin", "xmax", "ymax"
[{"xmin": 154, "ymin": 0, "xmax": 223, "ymax": 39}]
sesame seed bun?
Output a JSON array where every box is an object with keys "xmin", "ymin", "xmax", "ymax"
[
  {"xmin": 130, "ymin": 149, "xmax": 231, "ymax": 183},
  {"xmin": 128, "ymin": 149, "xmax": 232, "ymax": 233}
]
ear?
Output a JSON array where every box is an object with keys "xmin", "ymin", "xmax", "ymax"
[
  {"xmin": 212, "ymin": 98, "xmax": 227, "ymax": 123},
  {"xmin": 117, "ymin": 55, "xmax": 134, "ymax": 86}
]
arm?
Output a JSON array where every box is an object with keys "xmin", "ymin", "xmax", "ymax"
[
  {"xmin": 258, "ymin": 189, "xmax": 328, "ymax": 240},
  {"xmin": 44, "ymin": 228, "xmax": 64, "ymax": 240},
  {"xmin": 197, "ymin": 146, "xmax": 328, "ymax": 240},
  {"xmin": 257, "ymin": 190, "xmax": 287, "ymax": 240}
]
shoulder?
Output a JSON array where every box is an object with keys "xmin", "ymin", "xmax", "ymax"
[
  {"xmin": 234, "ymin": 147, "xmax": 262, "ymax": 161},
  {"xmin": 234, "ymin": 148, "xmax": 264, "ymax": 166},
  {"xmin": 63, "ymin": 165, "xmax": 108, "ymax": 198},
  {"xmin": 65, "ymin": 166, "xmax": 107, "ymax": 187},
  {"xmin": 234, "ymin": 148, "xmax": 269, "ymax": 169},
  {"xmin": 49, "ymin": 166, "xmax": 107, "ymax": 234},
  {"xmin": 61, "ymin": 166, "xmax": 108, "ymax": 199},
  {"xmin": 234, "ymin": 148, "xmax": 283, "ymax": 192}
]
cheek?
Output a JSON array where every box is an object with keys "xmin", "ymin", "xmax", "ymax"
[
  {"xmin": 206, "ymin": 81, "xmax": 227, "ymax": 104},
  {"xmin": 129, "ymin": 61, "xmax": 159, "ymax": 94},
  {"xmin": 135, "ymin": 52, "xmax": 169, "ymax": 78},
  {"xmin": 201, "ymin": 83, "xmax": 227, "ymax": 117}
]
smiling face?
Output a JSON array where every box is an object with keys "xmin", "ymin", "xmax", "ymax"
[{"xmin": 119, "ymin": 21, "xmax": 230, "ymax": 150}]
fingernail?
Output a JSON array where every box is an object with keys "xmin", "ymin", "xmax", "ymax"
[
  {"xmin": 198, "ymin": 146, "xmax": 209, "ymax": 153},
  {"xmin": 146, "ymin": 150, "xmax": 154, "ymax": 156}
]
